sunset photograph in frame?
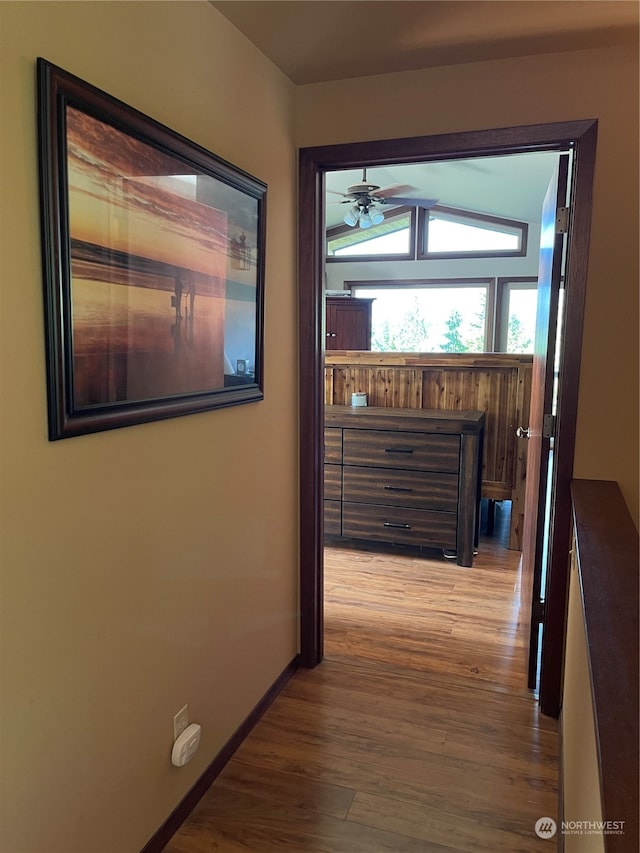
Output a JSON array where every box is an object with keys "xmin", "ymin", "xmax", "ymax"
[{"xmin": 38, "ymin": 59, "xmax": 266, "ymax": 439}]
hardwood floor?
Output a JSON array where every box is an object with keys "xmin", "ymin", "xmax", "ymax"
[{"xmin": 163, "ymin": 504, "xmax": 558, "ymax": 852}]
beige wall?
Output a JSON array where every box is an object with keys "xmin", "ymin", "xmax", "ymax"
[
  {"xmin": 0, "ymin": 3, "xmax": 297, "ymax": 851},
  {"xmin": 296, "ymin": 43, "xmax": 640, "ymax": 525}
]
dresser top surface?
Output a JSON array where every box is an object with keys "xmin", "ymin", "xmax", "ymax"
[{"xmin": 325, "ymin": 405, "xmax": 485, "ymax": 434}]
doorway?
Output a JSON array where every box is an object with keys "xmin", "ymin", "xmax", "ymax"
[{"xmin": 299, "ymin": 120, "xmax": 597, "ymax": 717}]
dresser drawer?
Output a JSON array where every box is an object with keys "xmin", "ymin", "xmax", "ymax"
[
  {"xmin": 324, "ymin": 427, "xmax": 342, "ymax": 464},
  {"xmin": 343, "ymin": 466, "xmax": 458, "ymax": 512},
  {"xmin": 324, "ymin": 500, "xmax": 342, "ymax": 535},
  {"xmin": 324, "ymin": 463, "xmax": 342, "ymax": 500},
  {"xmin": 343, "ymin": 429, "xmax": 460, "ymax": 473},
  {"xmin": 342, "ymin": 502, "xmax": 457, "ymax": 548}
]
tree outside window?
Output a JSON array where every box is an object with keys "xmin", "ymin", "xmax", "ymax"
[{"xmin": 358, "ymin": 286, "xmax": 487, "ymax": 353}]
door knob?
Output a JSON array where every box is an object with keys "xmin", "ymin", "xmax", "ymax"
[{"xmin": 516, "ymin": 426, "xmax": 530, "ymax": 438}]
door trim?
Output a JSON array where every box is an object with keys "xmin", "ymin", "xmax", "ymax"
[{"xmin": 298, "ymin": 120, "xmax": 598, "ymax": 716}]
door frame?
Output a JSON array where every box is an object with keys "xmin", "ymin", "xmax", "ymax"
[{"xmin": 298, "ymin": 120, "xmax": 597, "ymax": 717}]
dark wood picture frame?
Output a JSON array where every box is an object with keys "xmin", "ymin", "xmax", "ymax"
[{"xmin": 37, "ymin": 58, "xmax": 266, "ymax": 440}]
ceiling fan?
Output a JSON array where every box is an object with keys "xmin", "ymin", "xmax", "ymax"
[{"xmin": 327, "ymin": 168, "xmax": 439, "ymax": 228}]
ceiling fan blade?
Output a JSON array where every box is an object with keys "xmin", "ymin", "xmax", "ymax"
[
  {"xmin": 327, "ymin": 189, "xmax": 350, "ymax": 197},
  {"xmin": 382, "ymin": 196, "xmax": 439, "ymax": 208},
  {"xmin": 374, "ymin": 184, "xmax": 416, "ymax": 199}
]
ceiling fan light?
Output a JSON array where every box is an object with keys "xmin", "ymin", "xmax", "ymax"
[
  {"xmin": 343, "ymin": 206, "xmax": 360, "ymax": 227},
  {"xmin": 359, "ymin": 210, "xmax": 372, "ymax": 229},
  {"xmin": 370, "ymin": 209, "xmax": 385, "ymax": 226}
]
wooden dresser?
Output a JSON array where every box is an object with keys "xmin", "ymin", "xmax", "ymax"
[
  {"xmin": 324, "ymin": 352, "xmax": 533, "ymax": 550},
  {"xmin": 324, "ymin": 406, "xmax": 485, "ymax": 566}
]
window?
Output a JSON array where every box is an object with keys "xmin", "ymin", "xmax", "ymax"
[
  {"xmin": 350, "ymin": 277, "xmax": 539, "ymax": 354},
  {"xmin": 326, "ymin": 208, "xmax": 415, "ymax": 260},
  {"xmin": 353, "ymin": 282, "xmax": 490, "ymax": 353},
  {"xmin": 419, "ymin": 206, "xmax": 527, "ymax": 259},
  {"xmin": 327, "ymin": 204, "xmax": 527, "ymax": 262},
  {"xmin": 496, "ymin": 278, "xmax": 538, "ymax": 353},
  {"xmin": 331, "ymin": 224, "xmax": 409, "ymax": 257}
]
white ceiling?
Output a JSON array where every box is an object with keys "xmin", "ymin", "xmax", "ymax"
[
  {"xmin": 210, "ymin": 0, "xmax": 638, "ymax": 85},
  {"xmin": 325, "ymin": 151, "xmax": 560, "ymax": 228}
]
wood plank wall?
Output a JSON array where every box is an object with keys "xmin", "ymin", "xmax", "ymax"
[{"xmin": 325, "ymin": 352, "xmax": 533, "ymax": 550}]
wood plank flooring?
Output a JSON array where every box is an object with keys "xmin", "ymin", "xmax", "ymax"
[{"xmin": 163, "ymin": 504, "xmax": 558, "ymax": 852}]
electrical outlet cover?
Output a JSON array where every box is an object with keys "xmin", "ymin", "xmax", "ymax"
[{"xmin": 173, "ymin": 704, "xmax": 189, "ymax": 740}]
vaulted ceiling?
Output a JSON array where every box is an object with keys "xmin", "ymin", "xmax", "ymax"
[
  {"xmin": 210, "ymin": 0, "xmax": 638, "ymax": 85},
  {"xmin": 324, "ymin": 153, "xmax": 560, "ymax": 227}
]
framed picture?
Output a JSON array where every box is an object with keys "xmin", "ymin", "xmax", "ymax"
[{"xmin": 37, "ymin": 58, "xmax": 266, "ymax": 440}]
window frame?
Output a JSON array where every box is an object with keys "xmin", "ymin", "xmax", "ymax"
[
  {"xmin": 417, "ymin": 205, "xmax": 528, "ymax": 260},
  {"xmin": 494, "ymin": 276, "xmax": 538, "ymax": 353},
  {"xmin": 325, "ymin": 205, "xmax": 417, "ymax": 262},
  {"xmin": 326, "ymin": 203, "xmax": 529, "ymax": 263},
  {"xmin": 347, "ymin": 275, "xmax": 540, "ymax": 353},
  {"xmin": 348, "ymin": 277, "xmax": 496, "ymax": 353}
]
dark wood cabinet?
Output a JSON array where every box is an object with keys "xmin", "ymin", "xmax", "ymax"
[
  {"xmin": 325, "ymin": 298, "xmax": 373, "ymax": 350},
  {"xmin": 324, "ymin": 405, "xmax": 485, "ymax": 566}
]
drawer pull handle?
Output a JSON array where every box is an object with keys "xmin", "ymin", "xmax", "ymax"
[
  {"xmin": 384, "ymin": 448, "xmax": 414, "ymax": 454},
  {"xmin": 383, "ymin": 522, "xmax": 412, "ymax": 530},
  {"xmin": 383, "ymin": 486, "xmax": 413, "ymax": 492}
]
